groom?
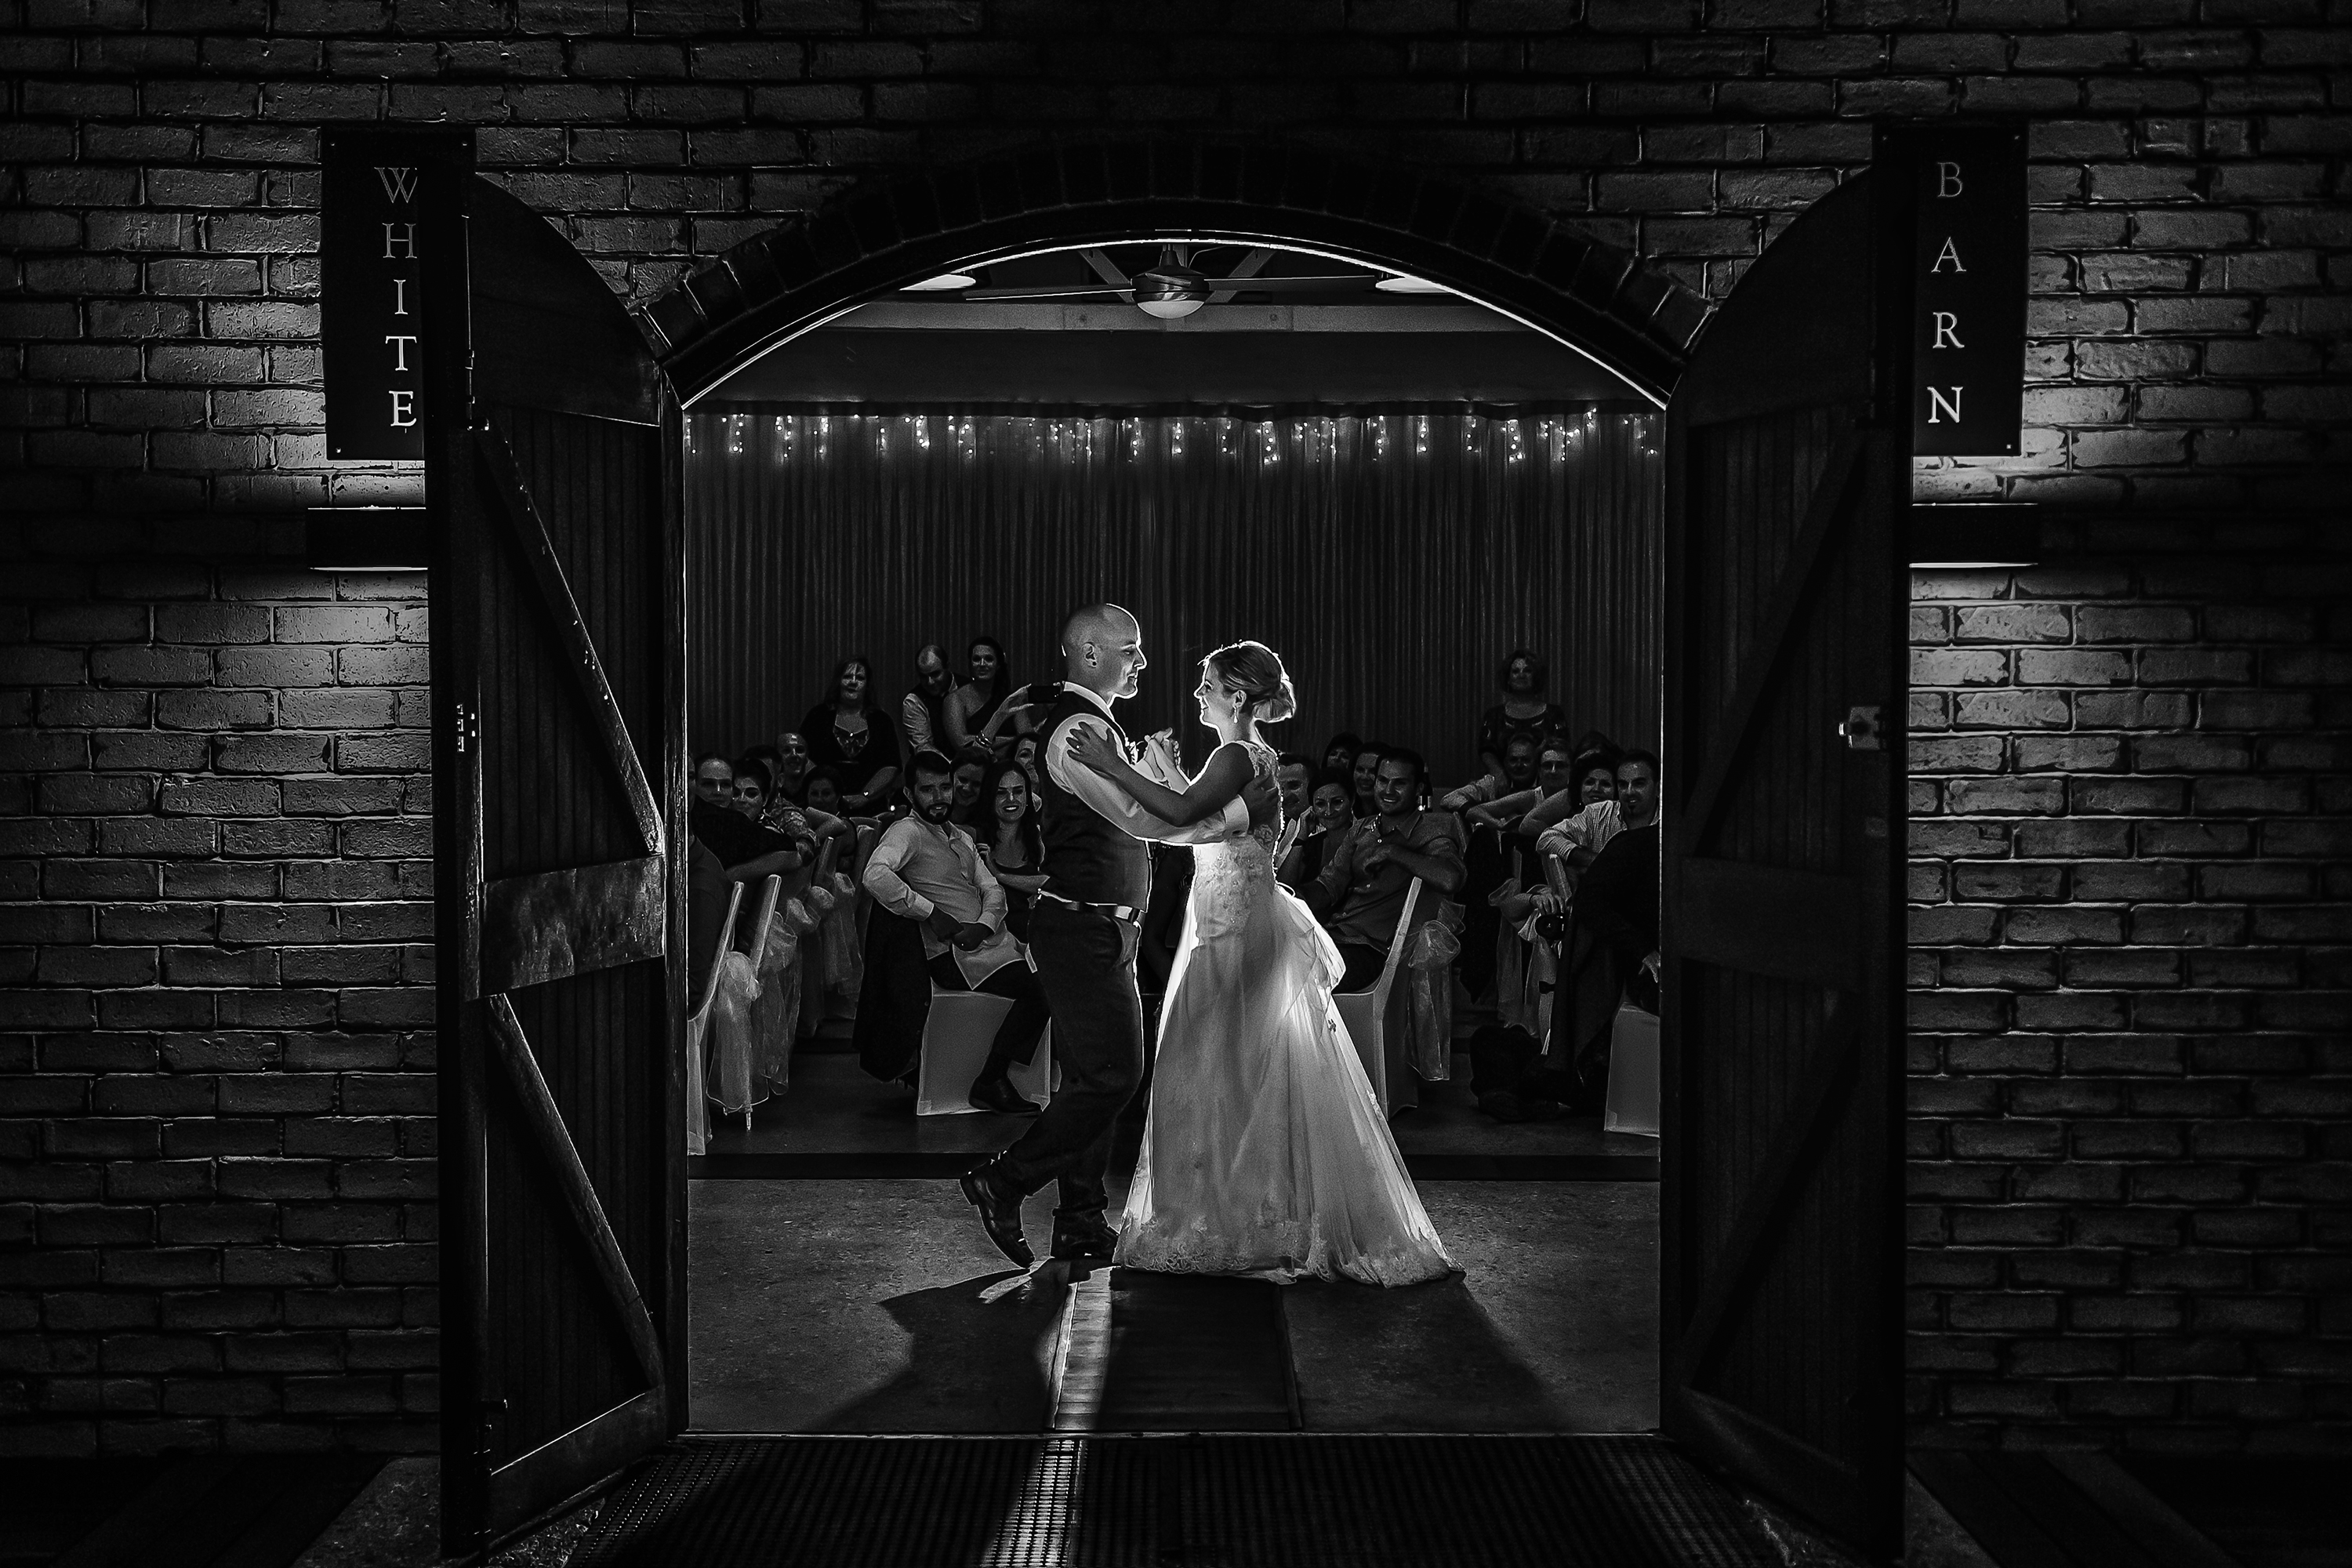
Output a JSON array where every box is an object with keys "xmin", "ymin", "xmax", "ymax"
[{"xmin": 960, "ymin": 603, "xmax": 1273, "ymax": 1266}]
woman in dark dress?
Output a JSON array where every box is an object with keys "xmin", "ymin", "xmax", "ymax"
[
  {"xmin": 1479, "ymin": 648, "xmax": 1569, "ymax": 786},
  {"xmin": 800, "ymin": 655, "xmax": 901, "ymax": 815}
]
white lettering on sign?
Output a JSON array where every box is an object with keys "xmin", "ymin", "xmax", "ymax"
[
  {"xmin": 1936, "ymin": 161, "xmax": 1963, "ymax": 198},
  {"xmin": 384, "ymin": 333, "xmax": 419, "ymax": 371},
  {"xmin": 390, "ymin": 277, "xmax": 410, "ymax": 316},
  {"xmin": 374, "ymin": 165, "xmax": 420, "ymax": 203},
  {"xmin": 389, "ymin": 388, "xmax": 417, "ymax": 427},
  {"xmin": 381, "ymin": 222, "xmax": 418, "ymax": 260},
  {"xmin": 1932, "ymin": 236, "xmax": 1965, "ymax": 273},
  {"xmin": 1932, "ymin": 312, "xmax": 1964, "ymax": 349},
  {"xmin": 1926, "ymin": 387, "xmax": 1963, "ymax": 423}
]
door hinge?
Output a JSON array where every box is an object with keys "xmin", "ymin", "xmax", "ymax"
[
  {"xmin": 453, "ymin": 701, "xmax": 480, "ymax": 754},
  {"xmin": 1839, "ymin": 705, "xmax": 1883, "ymax": 751}
]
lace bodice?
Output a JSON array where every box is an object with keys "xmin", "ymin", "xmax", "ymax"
[{"xmin": 1189, "ymin": 741, "xmax": 1280, "ymax": 942}]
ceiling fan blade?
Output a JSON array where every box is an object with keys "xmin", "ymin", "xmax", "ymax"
[
  {"xmin": 955, "ymin": 283, "xmax": 1134, "ymax": 301},
  {"xmin": 1203, "ymin": 274, "xmax": 1381, "ymax": 292}
]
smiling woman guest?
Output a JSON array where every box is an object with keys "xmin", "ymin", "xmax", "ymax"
[
  {"xmin": 980, "ymin": 758, "xmax": 1047, "ymax": 939},
  {"xmin": 1478, "ymin": 648, "xmax": 1569, "ymax": 789},
  {"xmin": 801, "ymin": 655, "xmax": 902, "ymax": 815}
]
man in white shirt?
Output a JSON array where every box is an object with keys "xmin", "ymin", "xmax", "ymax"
[
  {"xmin": 1534, "ymin": 749, "xmax": 1660, "ymax": 870},
  {"xmin": 864, "ymin": 749, "xmax": 1049, "ymax": 1115}
]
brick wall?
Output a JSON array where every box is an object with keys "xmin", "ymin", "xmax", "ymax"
[
  {"xmin": 1907, "ymin": 548, "xmax": 2352, "ymax": 1452},
  {"xmin": 2, "ymin": 0, "xmax": 2346, "ymax": 1455},
  {"xmin": 0, "ymin": 526, "xmax": 437, "ymax": 1455}
]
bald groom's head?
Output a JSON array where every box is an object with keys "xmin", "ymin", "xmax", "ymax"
[{"xmin": 1062, "ymin": 603, "xmax": 1146, "ymax": 702}]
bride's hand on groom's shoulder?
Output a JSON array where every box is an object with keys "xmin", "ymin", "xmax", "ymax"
[{"xmin": 1066, "ymin": 723, "xmax": 1127, "ymax": 778}]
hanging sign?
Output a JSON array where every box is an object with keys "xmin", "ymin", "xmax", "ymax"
[
  {"xmin": 321, "ymin": 129, "xmax": 466, "ymax": 459},
  {"xmin": 1900, "ymin": 126, "xmax": 2027, "ymax": 457}
]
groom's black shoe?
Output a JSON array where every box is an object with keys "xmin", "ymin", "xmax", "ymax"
[
  {"xmin": 969, "ymin": 1068, "xmax": 1040, "ymax": 1116},
  {"xmin": 1050, "ymin": 1218, "xmax": 1118, "ymax": 1264},
  {"xmin": 960, "ymin": 1160, "xmax": 1033, "ymax": 1269}
]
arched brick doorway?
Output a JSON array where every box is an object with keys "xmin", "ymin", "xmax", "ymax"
[{"xmin": 638, "ymin": 138, "xmax": 1699, "ymax": 402}]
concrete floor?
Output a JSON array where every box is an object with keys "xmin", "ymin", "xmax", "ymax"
[{"xmin": 687, "ymin": 1178, "xmax": 1658, "ymax": 1436}]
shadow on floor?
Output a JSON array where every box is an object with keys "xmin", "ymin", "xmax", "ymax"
[{"xmin": 810, "ymin": 1269, "xmax": 1069, "ymax": 1434}]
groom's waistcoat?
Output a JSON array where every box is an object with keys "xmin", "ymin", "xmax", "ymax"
[{"xmin": 1037, "ymin": 688, "xmax": 1152, "ymax": 909}]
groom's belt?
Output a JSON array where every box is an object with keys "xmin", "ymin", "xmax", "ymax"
[{"xmin": 1036, "ymin": 889, "xmax": 1142, "ymax": 923}]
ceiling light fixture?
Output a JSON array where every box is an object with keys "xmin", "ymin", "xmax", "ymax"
[
  {"xmin": 1131, "ymin": 249, "xmax": 1210, "ymax": 319},
  {"xmin": 902, "ymin": 272, "xmax": 976, "ymax": 291}
]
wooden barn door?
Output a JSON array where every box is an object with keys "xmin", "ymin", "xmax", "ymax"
[
  {"xmin": 1659, "ymin": 172, "xmax": 1908, "ymax": 1554},
  {"xmin": 430, "ymin": 179, "xmax": 685, "ymax": 1555}
]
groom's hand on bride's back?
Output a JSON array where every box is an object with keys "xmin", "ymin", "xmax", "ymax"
[{"xmin": 1242, "ymin": 771, "xmax": 1280, "ymax": 829}]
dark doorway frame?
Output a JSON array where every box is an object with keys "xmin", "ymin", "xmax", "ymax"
[{"xmin": 437, "ymin": 135, "xmax": 1914, "ymax": 1558}]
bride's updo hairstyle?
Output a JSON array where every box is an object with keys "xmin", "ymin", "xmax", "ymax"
[{"xmin": 1206, "ymin": 640, "xmax": 1298, "ymax": 724}]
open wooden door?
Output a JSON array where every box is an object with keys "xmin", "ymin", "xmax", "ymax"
[
  {"xmin": 1659, "ymin": 172, "xmax": 1908, "ymax": 1555},
  {"xmin": 430, "ymin": 179, "xmax": 686, "ymax": 1555}
]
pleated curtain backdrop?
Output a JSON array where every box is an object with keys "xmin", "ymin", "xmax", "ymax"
[{"xmin": 686, "ymin": 409, "xmax": 1662, "ymax": 788}]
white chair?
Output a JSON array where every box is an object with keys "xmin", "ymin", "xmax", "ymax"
[
  {"xmin": 685, "ymin": 880, "xmax": 744, "ymax": 1158},
  {"xmin": 1604, "ymin": 1002, "xmax": 1661, "ymax": 1137},
  {"xmin": 915, "ymin": 990, "xmax": 1055, "ymax": 1116},
  {"xmin": 706, "ymin": 874, "xmax": 782, "ymax": 1129},
  {"xmin": 1334, "ymin": 878, "xmax": 1422, "ymax": 1117}
]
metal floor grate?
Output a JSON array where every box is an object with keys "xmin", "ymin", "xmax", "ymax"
[{"xmin": 570, "ymin": 1434, "xmax": 1779, "ymax": 1567}]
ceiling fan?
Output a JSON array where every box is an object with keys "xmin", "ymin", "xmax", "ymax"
[{"xmin": 944, "ymin": 245, "xmax": 1385, "ymax": 319}]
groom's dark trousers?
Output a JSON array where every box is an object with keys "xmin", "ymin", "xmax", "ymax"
[{"xmin": 996, "ymin": 899, "xmax": 1142, "ymax": 1224}]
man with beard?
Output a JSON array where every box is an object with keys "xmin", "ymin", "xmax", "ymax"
[{"xmin": 862, "ymin": 749, "xmax": 1051, "ymax": 1114}]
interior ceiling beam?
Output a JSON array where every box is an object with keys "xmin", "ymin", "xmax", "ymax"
[
  {"xmin": 1078, "ymin": 248, "xmax": 1131, "ymax": 288},
  {"xmin": 1207, "ymin": 246, "xmax": 1276, "ymax": 305}
]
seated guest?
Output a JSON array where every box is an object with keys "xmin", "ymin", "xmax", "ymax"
[
  {"xmin": 1348, "ymin": 740, "xmax": 1388, "ymax": 818},
  {"xmin": 943, "ymin": 634, "xmax": 1015, "ymax": 755},
  {"xmin": 803, "ymin": 767, "xmax": 846, "ymax": 818},
  {"xmin": 1439, "ymin": 731, "xmax": 1543, "ymax": 815},
  {"xmin": 688, "ymin": 755, "xmax": 805, "ymax": 886},
  {"xmin": 1010, "ymin": 731, "xmax": 1043, "ymax": 786},
  {"xmin": 947, "ymin": 753, "xmax": 989, "ymax": 829},
  {"xmin": 1268, "ymin": 751, "xmax": 1316, "ymax": 891},
  {"xmin": 978, "ymin": 757, "xmax": 1047, "ymax": 941},
  {"xmin": 901, "ymin": 643, "xmax": 956, "ymax": 758},
  {"xmin": 1454, "ymin": 739, "xmax": 1588, "ymax": 834},
  {"xmin": 743, "ymin": 749, "xmax": 853, "ymax": 862},
  {"xmin": 693, "ymin": 751, "xmax": 735, "ymax": 811},
  {"xmin": 769, "ymin": 729, "xmax": 815, "ymax": 804},
  {"xmin": 1517, "ymin": 746, "xmax": 1624, "ymax": 842},
  {"xmin": 730, "ymin": 754, "xmax": 777, "ymax": 820},
  {"xmin": 1320, "ymin": 731, "xmax": 1363, "ymax": 778},
  {"xmin": 1534, "ymin": 748, "xmax": 1658, "ymax": 873},
  {"xmin": 861, "ymin": 750, "xmax": 1051, "ymax": 1115},
  {"xmin": 1479, "ymin": 648, "xmax": 1570, "ymax": 787},
  {"xmin": 1305, "ymin": 748, "xmax": 1467, "ymax": 992},
  {"xmin": 1278, "ymin": 768, "xmax": 1355, "ymax": 894},
  {"xmin": 801, "ymin": 655, "xmax": 901, "ymax": 815},
  {"xmin": 1272, "ymin": 752, "xmax": 1316, "ymax": 833}
]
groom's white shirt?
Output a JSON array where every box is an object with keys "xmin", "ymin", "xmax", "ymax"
[{"xmin": 1045, "ymin": 682, "xmax": 1250, "ymax": 845}]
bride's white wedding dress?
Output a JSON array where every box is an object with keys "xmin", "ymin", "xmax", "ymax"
[{"xmin": 1115, "ymin": 740, "xmax": 1454, "ymax": 1287}]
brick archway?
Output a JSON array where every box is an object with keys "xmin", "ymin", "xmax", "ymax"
[{"xmin": 641, "ymin": 138, "xmax": 1703, "ymax": 404}]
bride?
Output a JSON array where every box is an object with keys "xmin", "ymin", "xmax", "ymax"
[{"xmin": 1066, "ymin": 640, "xmax": 1454, "ymax": 1287}]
